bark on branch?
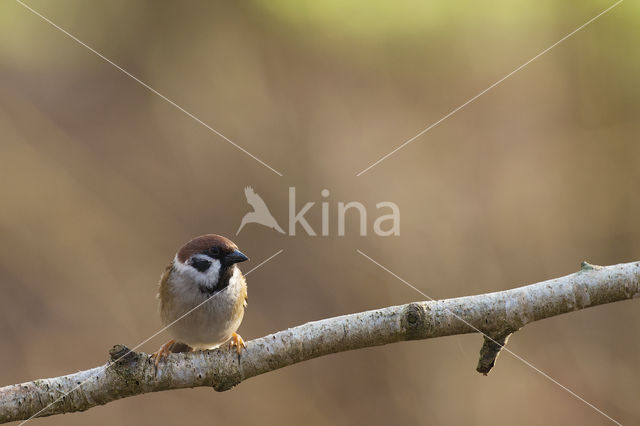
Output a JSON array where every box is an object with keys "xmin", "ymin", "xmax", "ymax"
[{"xmin": 1, "ymin": 261, "xmax": 638, "ymax": 423}]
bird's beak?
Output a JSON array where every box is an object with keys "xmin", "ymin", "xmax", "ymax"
[{"xmin": 225, "ymin": 249, "xmax": 249, "ymax": 265}]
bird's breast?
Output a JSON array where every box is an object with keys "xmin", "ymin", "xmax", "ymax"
[{"xmin": 160, "ymin": 266, "xmax": 247, "ymax": 349}]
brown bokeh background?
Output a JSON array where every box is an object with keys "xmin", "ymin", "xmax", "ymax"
[{"xmin": 1, "ymin": 1, "xmax": 639, "ymax": 424}]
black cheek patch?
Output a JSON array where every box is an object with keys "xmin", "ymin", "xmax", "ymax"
[{"xmin": 191, "ymin": 258, "xmax": 212, "ymax": 273}]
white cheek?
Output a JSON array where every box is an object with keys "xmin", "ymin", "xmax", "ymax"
[
  {"xmin": 204, "ymin": 258, "xmax": 221, "ymax": 282},
  {"xmin": 173, "ymin": 255, "xmax": 221, "ymax": 286}
]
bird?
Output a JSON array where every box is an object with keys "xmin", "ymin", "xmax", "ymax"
[
  {"xmin": 151, "ymin": 234, "xmax": 249, "ymax": 366},
  {"xmin": 236, "ymin": 186, "xmax": 285, "ymax": 235}
]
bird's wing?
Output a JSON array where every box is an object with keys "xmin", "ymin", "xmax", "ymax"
[
  {"xmin": 157, "ymin": 264, "xmax": 173, "ymax": 309},
  {"xmin": 244, "ymin": 186, "xmax": 270, "ymax": 212},
  {"xmin": 238, "ymin": 272, "xmax": 248, "ymax": 308}
]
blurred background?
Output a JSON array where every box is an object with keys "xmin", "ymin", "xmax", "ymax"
[{"xmin": 1, "ymin": 0, "xmax": 639, "ymax": 424}]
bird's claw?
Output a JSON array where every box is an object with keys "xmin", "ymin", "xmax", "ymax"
[
  {"xmin": 229, "ymin": 332, "xmax": 246, "ymax": 357},
  {"xmin": 150, "ymin": 339, "xmax": 175, "ymax": 368}
]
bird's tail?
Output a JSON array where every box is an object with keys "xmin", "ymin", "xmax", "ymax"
[
  {"xmin": 236, "ymin": 217, "xmax": 247, "ymax": 235},
  {"xmin": 272, "ymin": 223, "xmax": 285, "ymax": 234}
]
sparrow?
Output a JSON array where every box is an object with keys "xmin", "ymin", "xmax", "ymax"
[
  {"xmin": 236, "ymin": 186, "xmax": 285, "ymax": 235},
  {"xmin": 151, "ymin": 234, "xmax": 249, "ymax": 365}
]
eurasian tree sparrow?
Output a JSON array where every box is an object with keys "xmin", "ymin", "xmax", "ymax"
[{"xmin": 151, "ymin": 234, "xmax": 249, "ymax": 365}]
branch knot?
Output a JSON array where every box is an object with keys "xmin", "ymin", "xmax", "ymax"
[
  {"xmin": 403, "ymin": 303, "xmax": 431, "ymax": 340},
  {"xmin": 108, "ymin": 345, "xmax": 139, "ymax": 365}
]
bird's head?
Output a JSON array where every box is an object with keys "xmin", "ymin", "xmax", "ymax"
[{"xmin": 173, "ymin": 234, "xmax": 248, "ymax": 293}]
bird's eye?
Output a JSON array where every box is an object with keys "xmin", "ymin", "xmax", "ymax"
[
  {"xmin": 190, "ymin": 258, "xmax": 211, "ymax": 273},
  {"xmin": 208, "ymin": 247, "xmax": 221, "ymax": 257}
]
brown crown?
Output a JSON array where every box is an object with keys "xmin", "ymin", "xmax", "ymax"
[{"xmin": 176, "ymin": 234, "xmax": 238, "ymax": 263}]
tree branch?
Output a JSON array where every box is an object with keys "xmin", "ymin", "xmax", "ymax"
[{"xmin": 1, "ymin": 261, "xmax": 638, "ymax": 423}]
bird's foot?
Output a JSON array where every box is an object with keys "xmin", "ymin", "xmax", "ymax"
[
  {"xmin": 229, "ymin": 332, "xmax": 246, "ymax": 357},
  {"xmin": 150, "ymin": 339, "xmax": 175, "ymax": 367}
]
